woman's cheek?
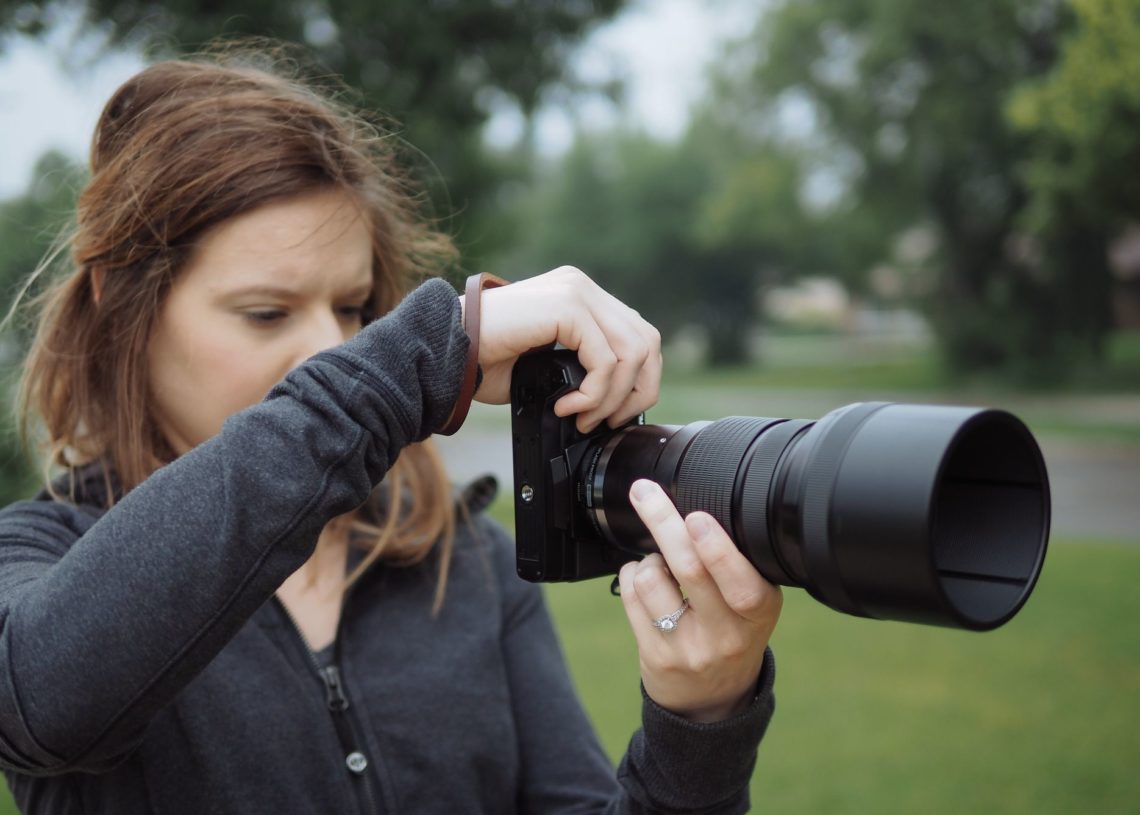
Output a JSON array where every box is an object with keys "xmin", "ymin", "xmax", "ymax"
[{"xmin": 207, "ymin": 346, "xmax": 286, "ymax": 422}]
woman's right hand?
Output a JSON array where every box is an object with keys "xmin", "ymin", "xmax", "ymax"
[{"xmin": 462, "ymin": 267, "xmax": 662, "ymax": 435}]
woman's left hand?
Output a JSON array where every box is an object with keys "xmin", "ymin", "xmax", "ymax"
[{"xmin": 618, "ymin": 479, "xmax": 783, "ymax": 723}]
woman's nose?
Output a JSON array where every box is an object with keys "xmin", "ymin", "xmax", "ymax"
[{"xmin": 295, "ymin": 311, "xmax": 353, "ymax": 365}]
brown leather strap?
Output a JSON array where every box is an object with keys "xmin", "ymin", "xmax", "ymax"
[{"xmin": 437, "ymin": 272, "xmax": 509, "ymax": 435}]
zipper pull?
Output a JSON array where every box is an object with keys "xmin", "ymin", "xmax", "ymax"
[
  {"xmin": 320, "ymin": 666, "xmax": 371, "ymax": 776},
  {"xmin": 321, "ymin": 665, "xmax": 350, "ymax": 712}
]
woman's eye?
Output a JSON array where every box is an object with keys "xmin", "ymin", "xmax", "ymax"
[
  {"xmin": 338, "ymin": 304, "xmax": 368, "ymax": 321},
  {"xmin": 244, "ymin": 309, "xmax": 287, "ymax": 325}
]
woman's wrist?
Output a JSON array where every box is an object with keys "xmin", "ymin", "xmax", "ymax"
[
  {"xmin": 675, "ymin": 685, "xmax": 757, "ymax": 724},
  {"xmin": 437, "ymin": 273, "xmax": 507, "ymax": 435}
]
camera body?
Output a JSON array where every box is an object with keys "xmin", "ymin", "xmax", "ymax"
[
  {"xmin": 510, "ymin": 347, "xmax": 645, "ymax": 582},
  {"xmin": 509, "ymin": 347, "xmax": 1050, "ymax": 630}
]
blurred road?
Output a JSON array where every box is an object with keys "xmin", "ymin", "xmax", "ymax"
[
  {"xmin": 434, "ymin": 396, "xmax": 1140, "ymax": 544},
  {"xmin": 1039, "ymin": 438, "xmax": 1140, "ymax": 541}
]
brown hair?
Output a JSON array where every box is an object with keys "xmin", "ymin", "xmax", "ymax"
[{"xmin": 14, "ymin": 46, "xmax": 467, "ymax": 608}]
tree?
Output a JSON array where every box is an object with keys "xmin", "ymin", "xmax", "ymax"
[
  {"xmin": 1010, "ymin": 0, "xmax": 1140, "ymax": 220},
  {"xmin": 498, "ymin": 133, "xmax": 714, "ymax": 351},
  {"xmin": 0, "ymin": 151, "xmax": 86, "ymax": 503},
  {"xmin": 498, "ymin": 124, "xmax": 820, "ymax": 366},
  {"xmin": 0, "ymin": 0, "xmax": 629, "ymax": 272},
  {"xmin": 0, "ymin": 151, "xmax": 85, "ymax": 348},
  {"xmin": 685, "ymin": 120, "xmax": 835, "ymax": 362},
  {"xmin": 1008, "ymin": 0, "xmax": 1140, "ymax": 360},
  {"xmin": 711, "ymin": 0, "xmax": 1129, "ymax": 379}
]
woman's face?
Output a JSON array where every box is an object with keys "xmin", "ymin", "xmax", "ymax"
[{"xmin": 147, "ymin": 188, "xmax": 374, "ymax": 455}]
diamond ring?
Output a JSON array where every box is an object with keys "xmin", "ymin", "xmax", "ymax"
[{"xmin": 651, "ymin": 598, "xmax": 690, "ymax": 633}]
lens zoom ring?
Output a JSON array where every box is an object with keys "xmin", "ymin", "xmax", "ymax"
[
  {"xmin": 675, "ymin": 417, "xmax": 769, "ymax": 529},
  {"xmin": 739, "ymin": 420, "xmax": 811, "ymax": 580}
]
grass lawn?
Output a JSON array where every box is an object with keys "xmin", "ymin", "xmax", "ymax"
[
  {"xmin": 665, "ymin": 328, "xmax": 1140, "ymax": 396},
  {"xmin": 545, "ymin": 536, "xmax": 1140, "ymax": 814},
  {"xmin": 653, "ymin": 331, "xmax": 1140, "ymax": 447},
  {"xmin": 2, "ymin": 533, "xmax": 1134, "ymax": 813}
]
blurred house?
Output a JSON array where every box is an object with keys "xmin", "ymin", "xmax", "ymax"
[
  {"xmin": 764, "ymin": 277, "xmax": 852, "ymax": 330},
  {"xmin": 755, "ymin": 275, "xmax": 931, "ymax": 368},
  {"xmin": 763, "ymin": 276, "xmax": 930, "ymax": 342}
]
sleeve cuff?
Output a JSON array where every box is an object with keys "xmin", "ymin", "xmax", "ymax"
[{"xmin": 618, "ymin": 647, "xmax": 776, "ymax": 813}]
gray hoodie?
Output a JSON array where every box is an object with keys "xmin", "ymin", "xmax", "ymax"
[{"xmin": 0, "ymin": 278, "xmax": 774, "ymax": 814}]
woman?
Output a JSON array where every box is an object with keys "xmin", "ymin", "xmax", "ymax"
[{"xmin": 0, "ymin": 47, "xmax": 781, "ymax": 814}]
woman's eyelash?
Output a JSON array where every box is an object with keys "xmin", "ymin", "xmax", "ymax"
[
  {"xmin": 245, "ymin": 310, "xmax": 287, "ymax": 324},
  {"xmin": 242, "ymin": 304, "xmax": 369, "ymax": 325},
  {"xmin": 341, "ymin": 302, "xmax": 377, "ymax": 322}
]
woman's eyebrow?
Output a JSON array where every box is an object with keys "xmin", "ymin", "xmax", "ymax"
[
  {"xmin": 344, "ymin": 281, "xmax": 374, "ymax": 298},
  {"xmin": 219, "ymin": 284, "xmax": 299, "ymax": 300},
  {"xmin": 218, "ymin": 281, "xmax": 374, "ymax": 300}
]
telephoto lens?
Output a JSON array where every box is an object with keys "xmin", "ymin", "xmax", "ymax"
[{"xmin": 582, "ymin": 403, "xmax": 1050, "ymax": 630}]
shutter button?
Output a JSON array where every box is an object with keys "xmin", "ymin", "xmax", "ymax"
[{"xmin": 345, "ymin": 752, "xmax": 368, "ymax": 774}]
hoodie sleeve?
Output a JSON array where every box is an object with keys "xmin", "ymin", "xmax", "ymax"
[
  {"xmin": 0, "ymin": 277, "xmax": 467, "ymax": 775},
  {"xmin": 484, "ymin": 515, "xmax": 776, "ymax": 814}
]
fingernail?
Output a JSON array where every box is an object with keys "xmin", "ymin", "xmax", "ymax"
[
  {"xmin": 631, "ymin": 480, "xmax": 655, "ymax": 501},
  {"xmin": 687, "ymin": 513, "xmax": 712, "ymax": 539}
]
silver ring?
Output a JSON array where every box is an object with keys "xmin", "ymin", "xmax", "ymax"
[{"xmin": 651, "ymin": 598, "xmax": 690, "ymax": 633}]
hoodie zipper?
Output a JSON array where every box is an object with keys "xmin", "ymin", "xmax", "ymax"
[{"xmin": 274, "ymin": 596, "xmax": 383, "ymax": 815}]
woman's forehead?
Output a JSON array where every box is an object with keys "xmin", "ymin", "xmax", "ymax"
[{"xmin": 184, "ymin": 190, "xmax": 374, "ymax": 294}]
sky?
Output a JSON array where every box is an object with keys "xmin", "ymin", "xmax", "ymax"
[{"xmin": 0, "ymin": 0, "xmax": 757, "ymax": 199}]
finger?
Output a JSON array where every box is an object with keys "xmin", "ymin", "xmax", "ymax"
[
  {"xmin": 550, "ymin": 289, "xmax": 656, "ymax": 433},
  {"xmin": 606, "ymin": 343, "xmax": 662, "ymax": 428},
  {"xmin": 554, "ymin": 318, "xmax": 646, "ymax": 433},
  {"xmin": 628, "ymin": 480, "xmax": 737, "ymax": 626},
  {"xmin": 581, "ymin": 310, "xmax": 660, "ymax": 429},
  {"xmin": 580, "ymin": 305, "xmax": 660, "ymax": 429},
  {"xmin": 574, "ymin": 340, "xmax": 646, "ymax": 431},
  {"xmin": 617, "ymin": 560, "xmax": 656, "ymax": 648},
  {"xmin": 686, "ymin": 510, "xmax": 782, "ymax": 625},
  {"xmin": 630, "ymin": 553, "xmax": 686, "ymax": 625},
  {"xmin": 550, "ymin": 309, "xmax": 618, "ymax": 430}
]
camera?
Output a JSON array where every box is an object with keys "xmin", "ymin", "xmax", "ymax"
[{"xmin": 510, "ymin": 347, "xmax": 1050, "ymax": 631}]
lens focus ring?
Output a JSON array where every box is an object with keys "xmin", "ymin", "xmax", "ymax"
[{"xmin": 674, "ymin": 417, "xmax": 769, "ymax": 533}]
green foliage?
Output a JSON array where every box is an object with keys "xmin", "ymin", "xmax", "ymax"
[
  {"xmin": 0, "ymin": 151, "xmax": 84, "ymax": 505},
  {"xmin": 0, "ymin": 151, "xmax": 84, "ymax": 342},
  {"xmin": 499, "ymin": 127, "xmax": 820, "ymax": 365},
  {"xmin": 0, "ymin": 0, "xmax": 629, "ymax": 270},
  {"xmin": 703, "ymin": 0, "xmax": 1135, "ymax": 381},
  {"xmin": 1003, "ymin": 0, "xmax": 1140, "ymax": 369},
  {"xmin": 499, "ymin": 133, "xmax": 717, "ymax": 350},
  {"xmin": 1009, "ymin": 0, "xmax": 1140, "ymax": 224},
  {"xmin": 0, "ymin": 418, "xmax": 39, "ymax": 506},
  {"xmin": 504, "ymin": 0, "xmax": 1140, "ymax": 377}
]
